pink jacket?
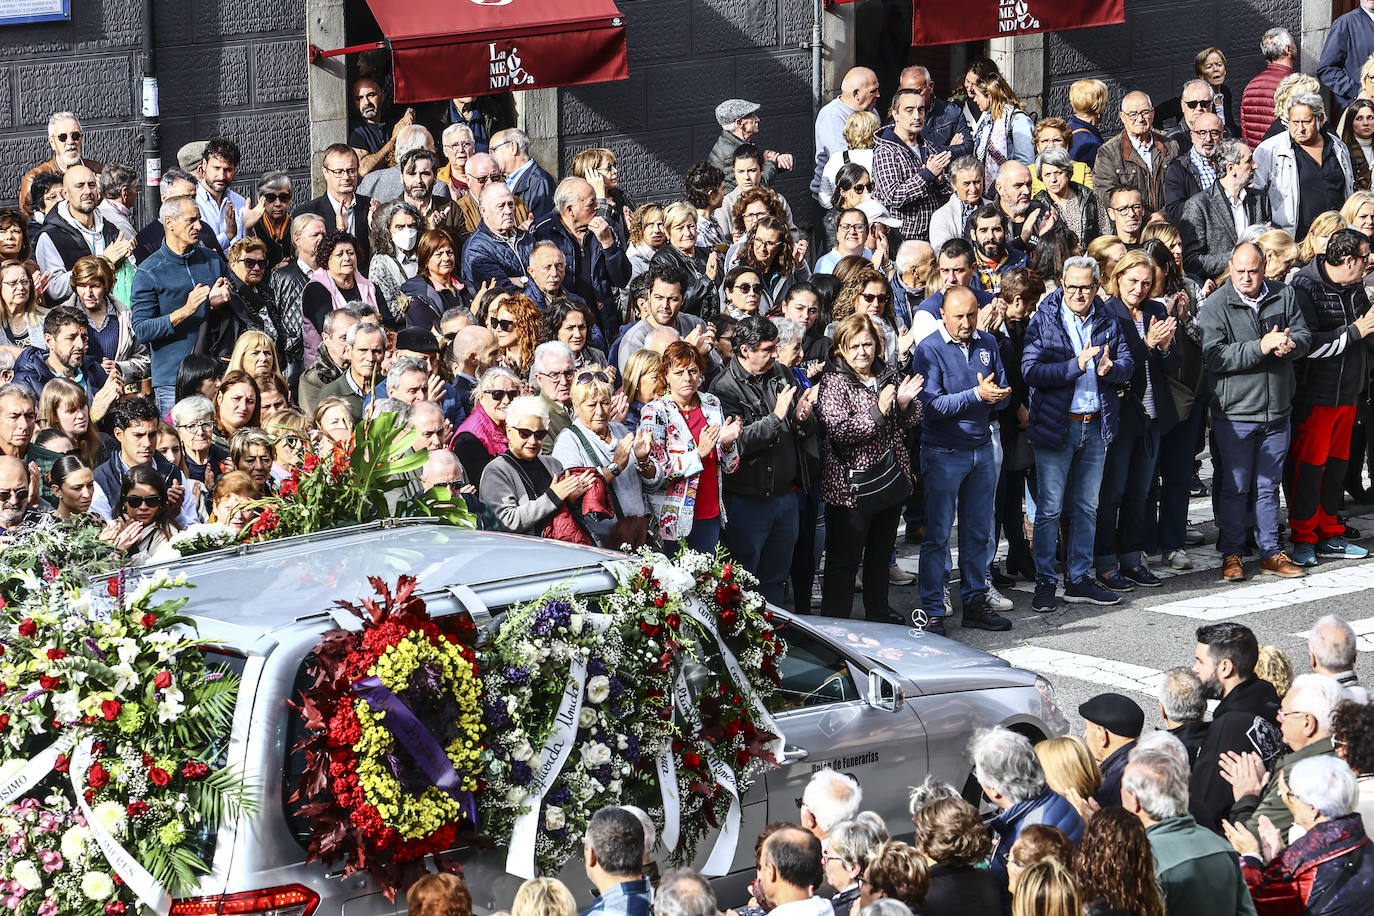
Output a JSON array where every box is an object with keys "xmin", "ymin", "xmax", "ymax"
[{"xmin": 640, "ymin": 393, "xmax": 740, "ymax": 541}]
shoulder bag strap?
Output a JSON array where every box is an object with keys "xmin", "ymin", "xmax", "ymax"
[
  {"xmin": 1300, "ymin": 841, "xmax": 1365, "ymax": 916},
  {"xmin": 568, "ymin": 424, "xmax": 625, "ymax": 518},
  {"xmin": 498, "ymin": 452, "xmax": 540, "ymax": 500}
]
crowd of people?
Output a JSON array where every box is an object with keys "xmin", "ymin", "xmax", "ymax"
[
  {"xmin": 9, "ymin": 21, "xmax": 1374, "ymax": 621},
  {"xmin": 402, "ymin": 619, "xmax": 1372, "ymax": 916}
]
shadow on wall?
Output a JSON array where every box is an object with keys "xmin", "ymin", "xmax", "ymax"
[{"xmin": 555, "ymin": 0, "xmax": 819, "ymax": 223}]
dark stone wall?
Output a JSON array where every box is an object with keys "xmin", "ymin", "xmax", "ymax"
[
  {"xmin": 558, "ymin": 0, "xmax": 818, "ymax": 226},
  {"xmin": 0, "ymin": 0, "xmax": 309, "ymax": 218},
  {"xmin": 1043, "ymin": 0, "xmax": 1303, "ymax": 132}
]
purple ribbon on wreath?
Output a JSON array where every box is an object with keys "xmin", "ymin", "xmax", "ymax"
[{"xmin": 352, "ymin": 675, "xmax": 479, "ymax": 824}]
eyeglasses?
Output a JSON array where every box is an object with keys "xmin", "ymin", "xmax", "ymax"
[
  {"xmin": 510, "ymin": 426, "xmax": 549, "ymax": 442},
  {"xmin": 486, "ymin": 389, "xmax": 519, "ymax": 403},
  {"xmin": 445, "ymin": 141, "xmax": 477, "ymax": 151},
  {"xmin": 576, "ymin": 370, "xmax": 611, "ymax": 385},
  {"xmin": 1063, "ymin": 284, "xmax": 1096, "ymax": 296},
  {"xmin": 755, "ymin": 238, "xmax": 782, "ymax": 249},
  {"xmin": 54, "ymin": 131, "xmax": 82, "ymax": 143},
  {"xmin": 838, "ymin": 223, "xmax": 867, "ymax": 234},
  {"xmin": 470, "ymin": 173, "xmax": 504, "ymax": 184},
  {"xmin": 1182, "ymin": 99, "xmax": 1212, "ymax": 109},
  {"xmin": 0, "ymin": 487, "xmax": 27, "ymax": 502},
  {"xmin": 490, "ymin": 318, "xmax": 516, "ymax": 332},
  {"xmin": 850, "ymin": 182, "xmax": 873, "ymax": 194},
  {"xmin": 323, "ymin": 166, "xmax": 360, "ymax": 177},
  {"xmin": 1122, "ymin": 108, "xmax": 1154, "ymax": 120},
  {"xmin": 177, "ymin": 420, "xmax": 215, "ymax": 432},
  {"xmin": 261, "ymin": 192, "xmax": 292, "ymax": 203},
  {"xmin": 1112, "ymin": 203, "xmax": 1146, "ymax": 213},
  {"xmin": 237, "ymin": 257, "xmax": 268, "ymax": 269},
  {"xmin": 490, "ymin": 139, "xmax": 515, "ymax": 151},
  {"xmin": 821, "ymin": 853, "xmax": 844, "ymax": 864},
  {"xmin": 124, "ymin": 494, "xmax": 164, "ymax": 508},
  {"xmin": 274, "ymin": 433, "xmax": 306, "ymax": 449},
  {"xmin": 538, "ymin": 369, "xmax": 575, "ymax": 380},
  {"xmin": 732, "ymin": 282, "xmax": 763, "ymax": 294},
  {"xmin": 1, "ymin": 278, "xmax": 30, "ymax": 288},
  {"xmin": 1191, "ymin": 129, "xmax": 1223, "ymax": 140},
  {"xmin": 860, "ymin": 292, "xmax": 891, "ymax": 304}
]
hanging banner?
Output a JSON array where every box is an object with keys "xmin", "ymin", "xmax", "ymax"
[{"xmin": 909, "ymin": 0, "xmax": 1125, "ymax": 46}]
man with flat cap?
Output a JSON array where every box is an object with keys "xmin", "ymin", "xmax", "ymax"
[
  {"xmin": 709, "ymin": 99, "xmax": 793, "ymax": 193},
  {"xmin": 1080, "ymin": 692, "xmax": 1145, "ymax": 807}
]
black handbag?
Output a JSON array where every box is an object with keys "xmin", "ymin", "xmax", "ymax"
[{"xmin": 847, "ymin": 450, "xmax": 912, "ymax": 516}]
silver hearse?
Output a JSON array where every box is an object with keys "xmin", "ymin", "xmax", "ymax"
[{"xmin": 139, "ymin": 520, "xmax": 1067, "ymax": 916}]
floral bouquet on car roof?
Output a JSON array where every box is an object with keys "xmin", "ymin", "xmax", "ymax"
[
  {"xmin": 0, "ymin": 568, "xmax": 250, "ymax": 915},
  {"xmin": 288, "ymin": 575, "xmax": 484, "ymax": 901}
]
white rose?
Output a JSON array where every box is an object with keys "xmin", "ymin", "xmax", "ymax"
[
  {"xmin": 92, "ymin": 801, "xmax": 126, "ymax": 838},
  {"xmin": 608, "ymin": 779, "xmax": 622, "ymax": 795},
  {"xmin": 511, "ymin": 739, "xmax": 534, "ymax": 762},
  {"xmin": 617, "ymin": 735, "xmax": 629, "ymax": 750},
  {"xmin": 544, "ymin": 805, "xmax": 566, "ymax": 830},
  {"xmin": 507, "ymin": 786, "xmax": 528, "ymax": 805},
  {"xmin": 578, "ymin": 708, "xmax": 597, "ymax": 729},
  {"xmin": 61, "ymin": 825, "xmax": 92, "ymax": 861},
  {"xmin": 570, "ymin": 613, "xmax": 585, "ymax": 635},
  {"xmin": 13, "ymin": 860, "xmax": 41, "ymax": 891},
  {"xmin": 81, "ymin": 871, "xmax": 115, "ymax": 901},
  {"xmin": 585, "ymin": 676, "xmax": 611, "ymax": 705},
  {"xmin": 578, "ymin": 780, "xmax": 598, "ymax": 802},
  {"xmin": 507, "ymin": 696, "xmax": 519, "ymax": 716},
  {"xmin": 581, "ymin": 742, "xmax": 612, "ymax": 767}
]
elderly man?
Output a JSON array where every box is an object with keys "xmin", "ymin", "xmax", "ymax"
[
  {"xmin": 812, "ymin": 67, "xmax": 881, "ymax": 201},
  {"xmin": 994, "ymin": 161, "xmax": 1055, "ymax": 254},
  {"xmin": 1160, "ymin": 667, "xmax": 1210, "ymax": 765},
  {"xmin": 461, "ymin": 182, "xmax": 533, "ymax": 292},
  {"xmin": 615, "ymin": 262, "xmax": 717, "ymax": 376},
  {"xmin": 1079, "ymin": 692, "xmax": 1145, "ymax": 807},
  {"xmin": 526, "ymin": 240, "xmax": 582, "ymax": 314},
  {"xmin": 1253, "ymin": 92, "xmax": 1354, "ymax": 240},
  {"xmin": 317, "ymin": 322, "xmax": 388, "ymax": 421},
  {"xmin": 406, "ymin": 399, "xmax": 451, "ymax": 454},
  {"xmin": 33, "ymin": 165, "xmax": 130, "ymax": 304},
  {"xmin": 707, "ymin": 316, "xmax": 817, "ymax": 605},
  {"xmin": 375, "ymin": 356, "xmax": 433, "ymax": 408},
  {"xmin": 1201, "ymin": 243, "xmax": 1311, "ymax": 581},
  {"xmin": 293, "ymin": 144, "xmax": 374, "ymax": 269},
  {"xmin": 531, "ymin": 340, "xmax": 577, "ymax": 453},
  {"xmin": 451, "ymin": 153, "xmax": 534, "ymax": 240},
  {"xmin": 20, "ymin": 111, "xmax": 104, "ymax": 216},
  {"xmin": 798, "ymin": 769, "xmax": 861, "ymax": 842},
  {"xmin": 1105, "ymin": 187, "xmax": 1148, "ymax": 247},
  {"xmin": 534, "ymin": 178, "xmax": 631, "ymax": 345},
  {"xmin": 1309, "ymin": 614, "xmax": 1368, "ymax": 701},
  {"xmin": 1023, "ymin": 255, "xmax": 1134, "ymax": 612},
  {"xmin": 1180, "ymin": 139, "xmax": 1270, "ymax": 282},
  {"xmin": 0, "ymin": 452, "xmax": 42, "ymax": 535},
  {"xmin": 1163, "ymin": 109, "xmax": 1224, "ymax": 221},
  {"xmin": 913, "ymin": 286, "xmax": 1013, "ymax": 635},
  {"xmin": 756, "ymin": 826, "xmax": 831, "ymax": 916},
  {"xmin": 133, "ymin": 168, "xmax": 225, "ymax": 263},
  {"xmin": 300, "ymin": 305, "xmax": 363, "ymax": 415},
  {"xmin": 654, "ymin": 870, "xmax": 716, "ymax": 916},
  {"xmin": 581, "ymin": 807, "xmax": 652, "ymax": 916},
  {"xmin": 1242, "ymin": 30, "xmax": 1298, "ymax": 147},
  {"xmin": 0, "ymin": 384, "xmax": 37, "ymax": 463},
  {"xmin": 1093, "ymin": 91, "xmax": 1179, "ymax": 217},
  {"xmin": 1166, "ymin": 80, "xmax": 1219, "ymax": 157},
  {"xmin": 892, "ymin": 239, "xmax": 935, "ymax": 331},
  {"xmin": 1318, "ymin": 0, "xmax": 1374, "ymax": 109},
  {"xmin": 929, "ymin": 156, "xmax": 985, "ymax": 251},
  {"xmin": 438, "ymin": 123, "xmax": 475, "ymax": 195},
  {"xmin": 130, "ymin": 195, "xmax": 231, "ymax": 414},
  {"xmin": 358, "ymin": 124, "xmax": 450, "ymax": 204},
  {"xmin": 421, "ymin": 447, "xmax": 465, "ymax": 492},
  {"xmin": 96, "ymin": 163, "xmax": 138, "ymax": 239},
  {"xmin": 491, "ymin": 128, "xmax": 556, "ymax": 223},
  {"xmin": 451, "ymin": 325, "xmax": 499, "ymax": 414},
  {"xmin": 1122, "ymin": 746, "xmax": 1256, "ymax": 916},
  {"xmin": 899, "ymin": 65, "xmax": 973, "ymax": 157},
  {"xmin": 710, "ymin": 99, "xmax": 792, "ymax": 193},
  {"xmin": 195, "ymin": 137, "xmax": 249, "ymax": 250},
  {"xmin": 349, "ymin": 77, "xmax": 415, "ymax": 174},
  {"xmin": 872, "ymin": 88, "xmax": 952, "ymax": 243},
  {"xmin": 970, "ymin": 727, "xmax": 1084, "ymax": 881},
  {"xmin": 714, "ymin": 146, "xmax": 800, "ymax": 241}
]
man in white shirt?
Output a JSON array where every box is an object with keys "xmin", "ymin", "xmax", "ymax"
[
  {"xmin": 755, "ymin": 826, "xmax": 833, "ymax": 916},
  {"xmin": 195, "ymin": 138, "xmax": 250, "ymax": 250}
]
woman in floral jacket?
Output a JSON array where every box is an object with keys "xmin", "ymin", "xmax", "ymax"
[
  {"xmin": 642, "ymin": 340, "xmax": 742, "ymax": 554},
  {"xmin": 816, "ymin": 313, "xmax": 923, "ymax": 623}
]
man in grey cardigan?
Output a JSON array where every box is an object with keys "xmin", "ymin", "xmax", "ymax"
[{"xmin": 616, "ymin": 261, "xmax": 721, "ymax": 377}]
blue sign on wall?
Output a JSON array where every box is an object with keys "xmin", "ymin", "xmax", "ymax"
[{"xmin": 0, "ymin": 0, "xmax": 70, "ymax": 26}]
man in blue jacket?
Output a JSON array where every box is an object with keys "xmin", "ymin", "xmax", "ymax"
[
  {"xmin": 12, "ymin": 304, "xmax": 109, "ymax": 402},
  {"xmin": 1318, "ymin": 0, "xmax": 1374, "ymax": 110},
  {"xmin": 533, "ymin": 178, "xmax": 631, "ymax": 348},
  {"xmin": 913, "ymin": 287, "xmax": 1013, "ymax": 635},
  {"xmin": 460, "ymin": 182, "xmax": 534, "ymax": 293},
  {"xmin": 129, "ymin": 195, "xmax": 231, "ymax": 415},
  {"xmin": 1022, "ymin": 255, "xmax": 1135, "ymax": 612}
]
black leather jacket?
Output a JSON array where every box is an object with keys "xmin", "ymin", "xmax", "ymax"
[{"xmin": 705, "ymin": 358, "xmax": 816, "ymax": 497}]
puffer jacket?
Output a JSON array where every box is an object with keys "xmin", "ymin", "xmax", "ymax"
[
  {"xmin": 651, "ymin": 244, "xmax": 719, "ymax": 320},
  {"xmin": 814, "ymin": 357, "xmax": 921, "ymax": 508},
  {"xmin": 1243, "ymin": 814, "xmax": 1374, "ymax": 916},
  {"xmin": 988, "ymin": 790, "xmax": 1085, "ymax": 880},
  {"xmin": 1241, "ymin": 63, "xmax": 1294, "ymax": 148},
  {"xmin": 1290, "ymin": 258, "xmax": 1374, "ymax": 407},
  {"xmin": 1093, "ymin": 129, "xmax": 1178, "ymax": 215},
  {"xmin": 1200, "ymin": 279, "xmax": 1312, "ymax": 423}
]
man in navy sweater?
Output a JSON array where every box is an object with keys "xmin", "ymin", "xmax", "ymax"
[
  {"xmin": 1318, "ymin": 0, "xmax": 1374, "ymax": 110},
  {"xmin": 912, "ymin": 287, "xmax": 1014, "ymax": 635}
]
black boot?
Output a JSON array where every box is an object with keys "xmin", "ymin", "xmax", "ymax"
[{"xmin": 962, "ymin": 592, "xmax": 1012, "ymax": 631}]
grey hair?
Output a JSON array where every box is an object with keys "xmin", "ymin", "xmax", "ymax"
[
  {"xmin": 99, "ymin": 164, "xmax": 137, "ymax": 198},
  {"xmin": 479, "ymin": 180, "xmax": 512, "ymax": 210},
  {"xmin": 1034, "ymin": 146, "xmax": 1073, "ymax": 173},
  {"xmin": 907, "ymin": 775, "xmax": 959, "ymax": 817},
  {"xmin": 1287, "ymin": 91, "xmax": 1326, "ymax": 125},
  {"xmin": 1122, "ymin": 747, "xmax": 1189, "ymax": 820},
  {"xmin": 365, "ymin": 397, "xmax": 411, "ymax": 425},
  {"xmin": 1133, "ymin": 730, "xmax": 1189, "ymax": 771},
  {"xmin": 396, "ymin": 124, "xmax": 433, "ymax": 158},
  {"xmin": 896, "ymin": 240, "xmax": 934, "ymax": 274},
  {"xmin": 772, "ymin": 317, "xmax": 803, "ymax": 351},
  {"xmin": 859, "ymin": 899, "xmax": 914, "ymax": 916},
  {"xmin": 170, "ymin": 394, "xmax": 214, "ymax": 426},
  {"xmin": 855, "ymin": 810, "xmax": 890, "ymax": 842},
  {"xmin": 1288, "ymin": 755, "xmax": 1360, "ymax": 818},
  {"xmin": 258, "ymin": 170, "xmax": 292, "ymax": 195},
  {"xmin": 321, "ymin": 304, "xmax": 365, "ymax": 336},
  {"xmin": 158, "ymin": 167, "xmax": 197, "ymax": 200},
  {"xmin": 950, "ymin": 155, "xmax": 984, "ymax": 181},
  {"xmin": 1286, "ymin": 673, "xmax": 1346, "ymax": 734},
  {"xmin": 476, "ymin": 365, "xmax": 520, "ymax": 396},
  {"xmin": 1062, "ymin": 254, "xmax": 1101, "ymax": 282},
  {"xmin": 47, "ymin": 111, "xmax": 79, "ymax": 134},
  {"xmin": 506, "ymin": 394, "xmax": 550, "ymax": 427},
  {"xmin": 1261, "ymin": 28, "xmax": 1295, "ymax": 62},
  {"xmin": 826, "ymin": 818, "xmax": 882, "ymax": 871},
  {"xmin": 1309, "ymin": 614, "xmax": 1358, "ymax": 671},
  {"xmin": 1181, "ymin": 78, "xmax": 1213, "ymax": 100},
  {"xmin": 159, "ymin": 194, "xmax": 196, "ymax": 222},
  {"xmin": 1159, "ymin": 667, "xmax": 1207, "ymax": 723},
  {"xmin": 0, "ymin": 384, "xmax": 32, "ymax": 410},
  {"xmin": 501, "ymin": 128, "xmax": 533, "ymax": 157},
  {"xmin": 619, "ymin": 804, "xmax": 656, "ymax": 854},
  {"xmin": 1211, "ymin": 138, "xmax": 1250, "ymax": 177},
  {"xmin": 345, "ymin": 321, "xmax": 386, "ymax": 347},
  {"xmin": 442, "ymin": 122, "xmax": 475, "ymax": 145},
  {"xmin": 654, "ymin": 869, "xmax": 717, "ymax": 916},
  {"xmin": 530, "ymin": 240, "xmax": 564, "ymax": 260},
  {"xmin": 1122, "ymin": 91, "xmax": 1154, "ymax": 109},
  {"xmin": 802, "ymin": 769, "xmax": 863, "ymax": 833},
  {"xmin": 386, "ymin": 356, "xmax": 430, "ymax": 392},
  {"xmin": 291, "ymin": 212, "xmax": 326, "ymax": 242},
  {"xmin": 530, "ymin": 341, "xmax": 575, "ymax": 383},
  {"xmin": 900, "ymin": 65, "xmax": 932, "ymax": 84},
  {"xmin": 553, "ymin": 178, "xmax": 593, "ymax": 214},
  {"xmin": 969, "ymin": 727, "xmax": 1045, "ymax": 804}
]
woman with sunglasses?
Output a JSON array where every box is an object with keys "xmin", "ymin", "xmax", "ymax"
[
  {"xmin": 266, "ymin": 410, "xmax": 311, "ymax": 476},
  {"xmin": 489, "ymin": 293, "xmax": 541, "ymax": 376},
  {"xmin": 251, "ymin": 171, "xmax": 295, "ymax": 267},
  {"xmin": 479, "ymin": 394, "xmax": 596, "ymax": 535},
  {"xmin": 830, "ymin": 267, "xmax": 901, "ymax": 367},
  {"xmin": 401, "ymin": 228, "xmax": 470, "ymax": 332},
  {"xmin": 721, "ymin": 265, "xmax": 764, "ymax": 320},
  {"xmin": 650, "ymin": 202, "xmax": 721, "ymax": 320},
  {"xmin": 551, "ymin": 368, "xmax": 661, "ymax": 547},
  {"xmin": 826, "ymin": 161, "xmax": 876, "ymax": 248},
  {"xmin": 539, "ymin": 297, "xmax": 607, "ymax": 369},
  {"xmin": 170, "ymin": 395, "xmax": 229, "ymax": 487},
  {"xmin": 212, "ymin": 237, "xmax": 283, "ymax": 361},
  {"xmin": 230, "ymin": 427, "xmax": 276, "ymax": 494},
  {"xmin": 118, "ymin": 463, "xmax": 181, "ymax": 563},
  {"xmin": 729, "ymin": 215, "xmax": 808, "ymax": 314},
  {"xmin": 454, "ymin": 367, "xmax": 521, "ymax": 484}
]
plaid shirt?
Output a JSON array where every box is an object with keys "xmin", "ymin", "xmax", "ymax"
[
  {"xmin": 580, "ymin": 879, "xmax": 653, "ymax": 916},
  {"xmin": 1189, "ymin": 146, "xmax": 1218, "ymax": 190},
  {"xmin": 871, "ymin": 125, "xmax": 951, "ymax": 241}
]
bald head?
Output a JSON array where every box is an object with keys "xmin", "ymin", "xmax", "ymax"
[
  {"xmin": 421, "ymin": 447, "xmax": 463, "ymax": 491},
  {"xmin": 480, "ymin": 181, "xmax": 517, "ymax": 235},
  {"xmin": 646, "ymin": 327, "xmax": 681, "ymax": 353},
  {"xmin": 63, "ymin": 164, "xmax": 100, "ymax": 216},
  {"xmin": 1121, "ymin": 91, "xmax": 1155, "ymax": 140},
  {"xmin": 1230, "ymin": 242, "xmax": 1266, "ymax": 298},
  {"xmin": 841, "ymin": 67, "xmax": 881, "ymax": 110},
  {"xmin": 995, "ymin": 161, "xmax": 1033, "ymax": 217},
  {"xmin": 454, "ymin": 325, "xmax": 499, "ymax": 375}
]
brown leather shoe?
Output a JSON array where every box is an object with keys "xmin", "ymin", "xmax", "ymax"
[
  {"xmin": 1222, "ymin": 556, "xmax": 1245, "ymax": 581},
  {"xmin": 1260, "ymin": 551, "xmax": 1307, "ymax": 578}
]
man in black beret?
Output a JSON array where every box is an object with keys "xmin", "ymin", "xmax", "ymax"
[{"xmin": 1080, "ymin": 692, "xmax": 1145, "ymax": 807}]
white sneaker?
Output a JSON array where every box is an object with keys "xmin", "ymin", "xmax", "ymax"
[
  {"xmin": 889, "ymin": 563, "xmax": 916, "ymax": 585},
  {"xmin": 810, "ymin": 579, "xmax": 823, "ymax": 605},
  {"xmin": 986, "ymin": 584, "xmax": 1014, "ymax": 611},
  {"xmin": 943, "ymin": 584, "xmax": 954, "ymax": 616},
  {"xmin": 1164, "ymin": 549, "xmax": 1193, "ymax": 570}
]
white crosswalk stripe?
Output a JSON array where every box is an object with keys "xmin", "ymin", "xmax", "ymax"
[
  {"xmin": 1296, "ymin": 616, "xmax": 1374, "ymax": 652},
  {"xmin": 994, "ymin": 646, "xmax": 1165, "ymax": 698},
  {"xmin": 1149, "ymin": 561, "xmax": 1374, "ymax": 620}
]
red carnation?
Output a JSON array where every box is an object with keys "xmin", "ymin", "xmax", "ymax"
[
  {"xmin": 105, "ymin": 901, "xmax": 127, "ymax": 915},
  {"xmin": 153, "ymin": 670, "xmax": 172, "ymax": 689},
  {"xmin": 39, "ymin": 675, "xmax": 59, "ymax": 690},
  {"xmin": 127, "ymin": 800, "xmax": 150, "ymax": 817},
  {"xmin": 721, "ymin": 563, "xmax": 734, "ymax": 581},
  {"xmin": 682, "ymin": 751, "xmax": 702, "ymax": 769},
  {"xmin": 714, "ymin": 586, "xmax": 731, "ymax": 605},
  {"xmin": 87, "ymin": 762, "xmax": 109, "ymax": 789},
  {"xmin": 100, "ymin": 699, "xmax": 121, "ymax": 721},
  {"xmin": 148, "ymin": 766, "xmax": 171, "ymax": 786},
  {"xmin": 181, "ymin": 761, "xmax": 210, "ymax": 780},
  {"xmin": 17, "ymin": 617, "xmax": 35, "ymax": 637},
  {"xmin": 0, "ymin": 714, "xmax": 8, "ymax": 730},
  {"xmin": 140, "ymin": 613, "xmax": 158, "ymax": 628},
  {"xmin": 653, "ymin": 594, "xmax": 666, "ymax": 608},
  {"xmin": 47, "ymin": 647, "xmax": 66, "ymax": 660},
  {"xmin": 54, "ymin": 753, "xmax": 69, "ymax": 772},
  {"xmin": 721, "ymin": 610, "xmax": 738, "ymax": 628},
  {"xmin": 106, "ymin": 578, "xmax": 120, "ymax": 598}
]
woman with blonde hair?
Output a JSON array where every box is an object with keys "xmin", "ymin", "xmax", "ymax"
[
  {"xmin": 1068, "ymin": 78, "xmax": 1108, "ymax": 167},
  {"xmin": 209, "ymin": 469, "xmax": 262, "ymax": 533},
  {"xmin": 227, "ymin": 328, "xmax": 279, "ymax": 377},
  {"xmin": 650, "ymin": 201, "xmax": 721, "ymax": 318},
  {"xmin": 971, "ymin": 73, "xmax": 1035, "ymax": 185},
  {"xmin": 1034, "ymin": 737, "xmax": 1102, "ymax": 802},
  {"xmin": 265, "ymin": 409, "xmax": 310, "ymax": 473},
  {"xmin": 621, "ymin": 349, "xmax": 663, "ymax": 433},
  {"xmin": 1255, "ymin": 227, "xmax": 1299, "ymax": 281},
  {"xmin": 569, "ymin": 146, "xmax": 632, "ymax": 246},
  {"xmin": 1011, "ymin": 859, "xmax": 1082, "ymax": 916},
  {"xmin": 1341, "ymin": 190, "xmax": 1374, "ymax": 238},
  {"xmin": 1268, "ymin": 72, "xmax": 1322, "ymax": 139},
  {"xmin": 627, "ymin": 202, "xmax": 668, "ymax": 278},
  {"xmin": 819, "ymin": 109, "xmax": 881, "ymax": 207},
  {"xmin": 1298, "ymin": 211, "xmax": 1347, "ymax": 266},
  {"xmin": 313, "ymin": 395, "xmax": 355, "ymax": 447},
  {"xmin": 510, "ymin": 877, "xmax": 574, "ymax": 916},
  {"xmin": 0, "ymin": 258, "xmax": 45, "ymax": 356},
  {"xmin": 1085, "ymin": 235, "xmax": 1127, "ymax": 284},
  {"xmin": 40, "ymin": 376, "xmax": 106, "ymax": 467},
  {"xmin": 1255, "ymin": 644, "xmax": 1294, "ymax": 699}
]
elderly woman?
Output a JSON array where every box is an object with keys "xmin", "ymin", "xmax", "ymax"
[
  {"xmin": 454, "ymin": 366, "xmax": 521, "ymax": 484},
  {"xmin": 685, "ymin": 161, "xmax": 729, "ymax": 251},
  {"xmin": 824, "ymin": 819, "xmax": 884, "ymax": 916},
  {"xmin": 0, "ymin": 208, "xmax": 30, "ymax": 266},
  {"xmin": 1030, "ymin": 118, "xmax": 1094, "ymax": 193},
  {"xmin": 212, "ymin": 236, "xmax": 281, "ymax": 360},
  {"xmin": 272, "ymin": 212, "xmax": 327, "ymax": 373},
  {"xmin": 400, "ymin": 228, "xmax": 468, "ymax": 331},
  {"xmin": 251, "ymin": 171, "xmax": 295, "ymax": 266},
  {"xmin": 367, "ymin": 200, "xmax": 423, "ymax": 326},
  {"xmin": 171, "ymin": 394, "xmax": 228, "ymax": 485},
  {"xmin": 230, "ymin": 427, "xmax": 275, "ymax": 493},
  {"xmin": 859, "ymin": 841, "xmax": 930, "ymax": 915},
  {"xmin": 1032, "ymin": 147, "xmax": 1099, "ymax": 246},
  {"xmin": 551, "ymin": 368, "xmax": 661, "ymax": 547},
  {"xmin": 1254, "ymin": 92, "xmax": 1355, "ymax": 240},
  {"xmin": 626, "ymin": 203, "xmax": 668, "ymax": 279},
  {"xmin": 212, "ymin": 370, "xmax": 261, "ymax": 449},
  {"xmin": 66, "ymin": 255, "xmax": 148, "ymax": 385},
  {"xmin": 0, "ymin": 259, "xmax": 44, "ymax": 355},
  {"xmin": 301, "ymin": 230, "xmax": 381, "ymax": 346},
  {"xmin": 479, "ymin": 394, "xmax": 595, "ymax": 534},
  {"xmin": 820, "ymin": 109, "xmax": 881, "ymax": 209},
  {"xmin": 815, "ymin": 313, "xmax": 922, "ymax": 622},
  {"xmin": 539, "ymin": 298, "xmax": 607, "ymax": 369},
  {"xmin": 912, "ymin": 798, "xmax": 1000, "ymax": 916},
  {"xmin": 650, "ymin": 202, "xmax": 721, "ymax": 319},
  {"xmin": 642, "ymin": 341, "xmax": 742, "ymax": 554},
  {"xmin": 1256, "ymin": 228, "xmax": 1299, "ymax": 282},
  {"xmin": 1197, "ymin": 46, "xmax": 1240, "ymax": 137},
  {"xmin": 1226, "ymin": 756, "xmax": 1374, "ymax": 913},
  {"xmin": 722, "ymin": 264, "xmax": 764, "ymax": 319}
]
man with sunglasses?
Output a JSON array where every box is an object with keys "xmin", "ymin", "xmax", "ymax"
[
  {"xmin": 90, "ymin": 396, "xmax": 198, "ymax": 530},
  {"xmin": 20, "ymin": 111, "xmax": 104, "ymax": 218},
  {"xmin": 1163, "ymin": 109, "xmax": 1224, "ymax": 222},
  {"xmin": 0, "ymin": 455, "xmax": 42, "ymax": 537},
  {"xmin": 450, "ymin": 153, "xmax": 534, "ymax": 240},
  {"xmin": 1165, "ymin": 80, "xmax": 1219, "ymax": 158}
]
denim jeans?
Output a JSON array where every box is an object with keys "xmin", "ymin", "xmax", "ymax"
[
  {"xmin": 1158, "ymin": 398, "xmax": 1207, "ymax": 554},
  {"xmin": 1213, "ymin": 417, "xmax": 1289, "ymax": 558},
  {"xmin": 1095, "ymin": 419, "xmax": 1161, "ymax": 571},
  {"xmin": 724, "ymin": 492, "xmax": 801, "ymax": 605},
  {"xmin": 919, "ymin": 442, "xmax": 997, "ymax": 617},
  {"xmin": 1032, "ymin": 417, "xmax": 1108, "ymax": 584},
  {"xmin": 155, "ymin": 385, "xmax": 176, "ymax": 417},
  {"xmin": 663, "ymin": 515, "xmax": 722, "ymax": 558}
]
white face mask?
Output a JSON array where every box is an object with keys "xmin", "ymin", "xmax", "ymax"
[{"xmin": 392, "ymin": 227, "xmax": 418, "ymax": 252}]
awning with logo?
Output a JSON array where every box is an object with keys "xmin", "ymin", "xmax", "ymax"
[
  {"xmin": 827, "ymin": 0, "xmax": 1124, "ymax": 46},
  {"xmin": 310, "ymin": 0, "xmax": 629, "ymax": 103}
]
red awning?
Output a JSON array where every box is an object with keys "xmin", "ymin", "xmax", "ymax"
[
  {"xmin": 826, "ymin": 0, "xmax": 1125, "ymax": 46},
  {"xmin": 313, "ymin": 0, "xmax": 629, "ymax": 104}
]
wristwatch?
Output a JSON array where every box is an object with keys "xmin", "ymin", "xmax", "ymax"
[{"xmin": 609, "ymin": 462, "xmax": 625, "ymax": 477}]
